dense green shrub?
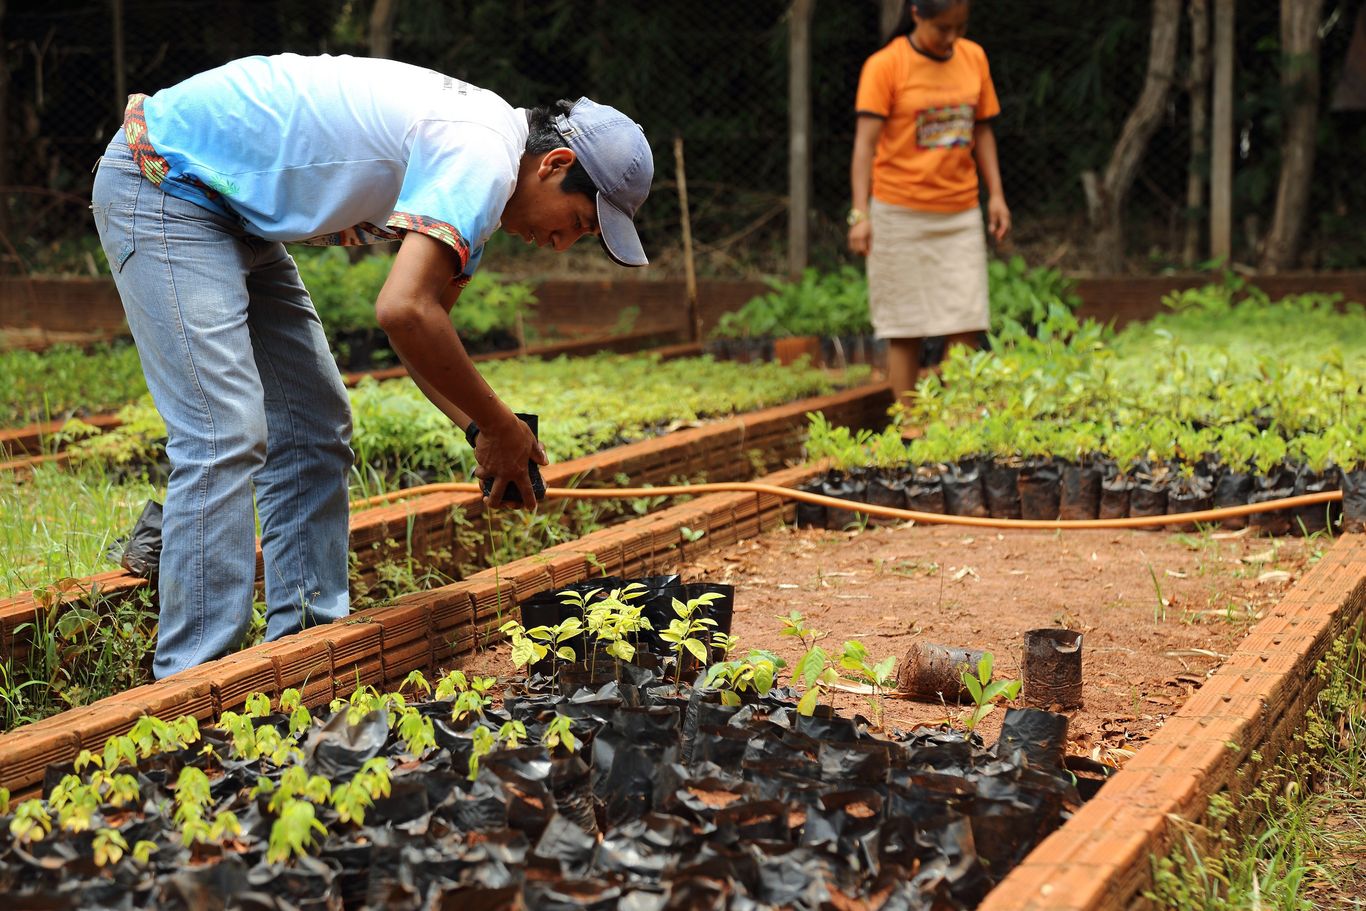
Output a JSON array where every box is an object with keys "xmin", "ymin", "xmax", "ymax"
[
  {"xmin": 815, "ymin": 277, "xmax": 1366, "ymax": 473},
  {"xmin": 713, "ymin": 258, "xmax": 1081, "ymax": 342},
  {"xmin": 987, "ymin": 255, "xmax": 1082, "ymax": 334},
  {"xmin": 0, "ymin": 343, "xmax": 148, "ymax": 427},
  {"xmin": 292, "ymin": 248, "xmax": 538, "ymax": 365},
  {"xmin": 70, "ymin": 353, "xmax": 871, "ymax": 480},
  {"xmin": 712, "ymin": 267, "xmax": 871, "ymax": 340}
]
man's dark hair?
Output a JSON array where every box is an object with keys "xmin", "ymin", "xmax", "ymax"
[{"xmin": 526, "ymin": 100, "xmax": 600, "ymax": 198}]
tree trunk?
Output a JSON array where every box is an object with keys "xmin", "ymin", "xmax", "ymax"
[
  {"xmin": 1331, "ymin": 4, "xmax": 1366, "ymax": 111},
  {"xmin": 1260, "ymin": 0, "xmax": 1325, "ymax": 273},
  {"xmin": 787, "ymin": 0, "xmax": 814, "ymax": 280},
  {"xmin": 368, "ymin": 0, "xmax": 398, "ymax": 59},
  {"xmin": 1182, "ymin": 0, "xmax": 1210, "ymax": 266},
  {"xmin": 1209, "ymin": 0, "xmax": 1234, "ymax": 261},
  {"xmin": 1091, "ymin": 0, "xmax": 1183, "ymax": 273},
  {"xmin": 0, "ymin": 0, "xmax": 9, "ymax": 238},
  {"xmin": 111, "ymin": 0, "xmax": 126, "ymax": 122},
  {"xmin": 879, "ymin": 0, "xmax": 903, "ymax": 41}
]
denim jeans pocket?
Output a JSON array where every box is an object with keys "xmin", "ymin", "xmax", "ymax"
[{"xmin": 91, "ymin": 159, "xmax": 142, "ymax": 273}]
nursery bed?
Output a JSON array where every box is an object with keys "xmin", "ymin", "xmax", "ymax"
[
  {"xmin": 1, "ymin": 451, "xmax": 1362, "ymax": 910},
  {"xmin": 0, "ymin": 384, "xmax": 891, "ymax": 690},
  {"xmin": 0, "ymin": 331, "xmax": 695, "ymax": 465},
  {"xmin": 659, "ymin": 524, "xmax": 1309, "ymax": 752}
]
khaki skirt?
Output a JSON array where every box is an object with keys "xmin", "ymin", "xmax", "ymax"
[{"xmin": 866, "ymin": 199, "xmax": 989, "ymax": 339}]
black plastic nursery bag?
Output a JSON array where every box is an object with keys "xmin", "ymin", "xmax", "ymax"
[
  {"xmin": 1343, "ymin": 468, "xmax": 1366, "ymax": 534},
  {"xmin": 982, "ymin": 462, "xmax": 1022, "ymax": 520},
  {"xmin": 1017, "ymin": 458, "xmax": 1061, "ymax": 521},
  {"xmin": 1058, "ymin": 462, "xmax": 1101, "ymax": 520},
  {"xmin": 941, "ymin": 461, "xmax": 988, "ymax": 518},
  {"xmin": 464, "ymin": 412, "xmax": 547, "ymax": 506},
  {"xmin": 117, "ymin": 498, "xmax": 163, "ymax": 579}
]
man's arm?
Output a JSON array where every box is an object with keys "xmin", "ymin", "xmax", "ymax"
[
  {"xmin": 375, "ymin": 231, "xmax": 546, "ymax": 507},
  {"xmin": 393, "ymin": 276, "xmax": 471, "ymax": 431}
]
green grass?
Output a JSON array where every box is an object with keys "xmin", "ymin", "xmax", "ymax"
[
  {"xmin": 1145, "ymin": 625, "xmax": 1366, "ymax": 909},
  {"xmin": 0, "ymin": 588, "xmax": 158, "ymax": 731},
  {"xmin": 0, "ymin": 465, "xmax": 161, "ymax": 598},
  {"xmin": 1, "ymin": 354, "xmax": 868, "ymax": 599}
]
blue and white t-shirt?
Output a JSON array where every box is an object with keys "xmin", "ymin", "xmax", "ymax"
[{"xmin": 135, "ymin": 54, "xmax": 527, "ymax": 279}]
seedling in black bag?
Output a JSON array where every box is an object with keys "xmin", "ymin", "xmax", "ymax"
[
  {"xmin": 659, "ymin": 592, "xmax": 720, "ymax": 693},
  {"xmin": 838, "ymin": 639, "xmax": 898, "ymax": 730},
  {"xmin": 959, "ymin": 652, "xmax": 1021, "ymax": 732},
  {"xmin": 779, "ymin": 610, "xmax": 839, "ymax": 716},
  {"xmin": 464, "ymin": 412, "xmax": 546, "ymax": 506}
]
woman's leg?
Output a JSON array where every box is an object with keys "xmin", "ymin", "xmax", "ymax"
[
  {"xmin": 244, "ymin": 242, "xmax": 354, "ymax": 641},
  {"xmin": 92, "ymin": 134, "xmax": 266, "ymax": 678},
  {"xmin": 886, "ymin": 337, "xmax": 923, "ymax": 406},
  {"xmin": 943, "ymin": 330, "xmax": 981, "ymax": 357}
]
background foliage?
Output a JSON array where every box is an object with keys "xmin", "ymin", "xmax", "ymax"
[{"xmin": 1, "ymin": 0, "xmax": 1361, "ymax": 276}]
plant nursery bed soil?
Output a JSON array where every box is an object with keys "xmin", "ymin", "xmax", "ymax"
[{"xmin": 464, "ymin": 523, "xmax": 1313, "ymax": 764}]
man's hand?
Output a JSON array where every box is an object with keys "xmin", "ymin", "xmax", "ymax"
[{"xmin": 471, "ymin": 413, "xmax": 549, "ymax": 509}]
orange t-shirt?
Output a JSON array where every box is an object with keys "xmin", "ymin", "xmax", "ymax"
[{"xmin": 855, "ymin": 36, "xmax": 1000, "ymax": 213}]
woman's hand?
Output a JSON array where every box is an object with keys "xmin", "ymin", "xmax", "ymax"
[
  {"xmin": 847, "ymin": 219, "xmax": 873, "ymax": 256},
  {"xmin": 471, "ymin": 413, "xmax": 548, "ymax": 508},
  {"xmin": 987, "ymin": 195, "xmax": 1011, "ymax": 243}
]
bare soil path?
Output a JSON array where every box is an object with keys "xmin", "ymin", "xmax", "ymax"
[{"xmin": 460, "ymin": 521, "xmax": 1316, "ymax": 766}]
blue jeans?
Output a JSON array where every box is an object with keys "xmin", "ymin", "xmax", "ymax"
[{"xmin": 91, "ymin": 133, "xmax": 353, "ymax": 678}]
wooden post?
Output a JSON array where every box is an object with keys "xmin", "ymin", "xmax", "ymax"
[
  {"xmin": 673, "ymin": 136, "xmax": 701, "ymax": 344},
  {"xmin": 369, "ymin": 0, "xmax": 398, "ymax": 59},
  {"xmin": 787, "ymin": 0, "xmax": 815, "ymax": 281},
  {"xmin": 111, "ymin": 0, "xmax": 126, "ymax": 120},
  {"xmin": 1210, "ymin": 0, "xmax": 1235, "ymax": 262},
  {"xmin": 879, "ymin": 0, "xmax": 904, "ymax": 40},
  {"xmin": 1183, "ymin": 0, "xmax": 1210, "ymax": 266},
  {"xmin": 0, "ymin": 0, "xmax": 9, "ymax": 238}
]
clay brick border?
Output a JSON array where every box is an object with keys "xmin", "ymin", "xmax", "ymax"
[
  {"xmin": 979, "ymin": 533, "xmax": 1366, "ymax": 911},
  {"xmin": 0, "ymin": 381, "xmax": 891, "ymax": 665},
  {"xmin": 0, "ymin": 461, "xmax": 819, "ymax": 797}
]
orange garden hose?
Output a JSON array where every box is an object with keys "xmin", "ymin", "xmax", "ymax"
[{"xmin": 351, "ymin": 480, "xmax": 1344, "ymax": 531}]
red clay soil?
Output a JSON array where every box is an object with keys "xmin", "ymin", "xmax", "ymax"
[{"xmin": 458, "ymin": 522, "xmax": 1315, "ymax": 767}]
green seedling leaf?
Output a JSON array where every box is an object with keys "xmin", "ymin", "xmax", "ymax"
[{"xmin": 962, "ymin": 671, "xmax": 984, "ymax": 703}]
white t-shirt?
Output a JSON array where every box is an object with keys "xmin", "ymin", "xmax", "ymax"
[{"xmin": 142, "ymin": 53, "xmax": 527, "ymax": 278}]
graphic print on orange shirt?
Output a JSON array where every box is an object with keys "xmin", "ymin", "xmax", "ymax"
[{"xmin": 916, "ymin": 104, "xmax": 975, "ymax": 149}]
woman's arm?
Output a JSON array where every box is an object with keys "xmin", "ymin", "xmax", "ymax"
[
  {"xmin": 848, "ymin": 114, "xmax": 885, "ymax": 256},
  {"xmin": 972, "ymin": 121, "xmax": 1011, "ymax": 242}
]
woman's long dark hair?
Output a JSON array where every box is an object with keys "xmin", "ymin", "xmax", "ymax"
[{"xmin": 883, "ymin": 0, "xmax": 967, "ymax": 45}]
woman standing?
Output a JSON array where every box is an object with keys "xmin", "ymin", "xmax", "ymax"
[{"xmin": 848, "ymin": 0, "xmax": 1010, "ymax": 409}]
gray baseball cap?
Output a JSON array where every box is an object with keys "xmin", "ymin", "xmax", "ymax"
[{"xmin": 553, "ymin": 98, "xmax": 653, "ymax": 267}]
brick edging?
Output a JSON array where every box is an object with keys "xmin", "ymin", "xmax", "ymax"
[
  {"xmin": 0, "ymin": 463, "xmax": 820, "ymax": 797},
  {"xmin": 979, "ymin": 534, "xmax": 1366, "ymax": 911},
  {"xmin": 6, "ymin": 466, "xmax": 1358, "ymax": 911}
]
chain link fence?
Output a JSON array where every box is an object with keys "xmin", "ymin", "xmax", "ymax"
[{"xmin": 1, "ymin": 0, "xmax": 1360, "ymax": 279}]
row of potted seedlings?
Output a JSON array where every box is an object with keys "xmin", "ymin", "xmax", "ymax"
[
  {"xmin": 797, "ymin": 458, "xmax": 1363, "ymax": 534},
  {"xmin": 2, "ymin": 576, "xmax": 1084, "ymax": 909}
]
